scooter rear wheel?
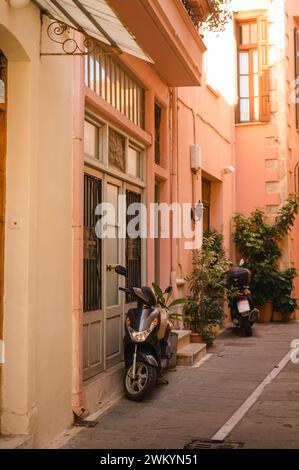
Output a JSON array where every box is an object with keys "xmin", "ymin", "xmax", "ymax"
[
  {"xmin": 124, "ymin": 361, "xmax": 157, "ymax": 401},
  {"xmin": 244, "ymin": 317, "xmax": 253, "ymax": 337}
]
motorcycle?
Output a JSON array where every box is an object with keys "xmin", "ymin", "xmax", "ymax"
[
  {"xmin": 115, "ymin": 265, "xmax": 177, "ymax": 401},
  {"xmin": 227, "ymin": 265, "xmax": 259, "ymax": 337}
]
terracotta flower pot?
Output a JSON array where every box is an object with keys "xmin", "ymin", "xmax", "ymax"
[
  {"xmin": 258, "ymin": 301, "xmax": 273, "ymax": 323},
  {"xmin": 190, "ymin": 332, "xmax": 203, "ymax": 343},
  {"xmin": 272, "ymin": 311, "xmax": 283, "ymax": 322},
  {"xmin": 272, "ymin": 311, "xmax": 291, "ymax": 323}
]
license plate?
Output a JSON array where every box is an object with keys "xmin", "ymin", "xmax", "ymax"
[{"xmin": 237, "ymin": 299, "xmax": 250, "ymax": 314}]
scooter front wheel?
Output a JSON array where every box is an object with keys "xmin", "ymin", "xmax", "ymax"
[{"xmin": 124, "ymin": 361, "xmax": 157, "ymax": 401}]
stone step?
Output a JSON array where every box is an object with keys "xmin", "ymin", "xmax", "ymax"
[
  {"xmin": 173, "ymin": 329, "xmax": 191, "ymax": 351},
  {"xmin": 176, "ymin": 343, "xmax": 207, "ymax": 366},
  {"xmin": 0, "ymin": 435, "xmax": 33, "ymax": 449}
]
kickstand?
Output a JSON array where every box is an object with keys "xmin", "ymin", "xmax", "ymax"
[{"xmin": 157, "ymin": 378, "xmax": 169, "ymax": 385}]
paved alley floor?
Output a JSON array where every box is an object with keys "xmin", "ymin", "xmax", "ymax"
[{"xmin": 63, "ymin": 322, "xmax": 299, "ymax": 449}]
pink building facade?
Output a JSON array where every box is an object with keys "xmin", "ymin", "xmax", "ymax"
[
  {"xmin": 72, "ymin": 0, "xmax": 299, "ymax": 417},
  {"xmin": 72, "ymin": 0, "xmax": 236, "ymax": 415},
  {"xmin": 230, "ymin": 0, "xmax": 299, "ymax": 312},
  {"xmin": 2, "ymin": 0, "xmax": 299, "ymax": 448}
]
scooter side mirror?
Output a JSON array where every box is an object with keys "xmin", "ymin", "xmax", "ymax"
[
  {"xmin": 165, "ymin": 286, "xmax": 172, "ymax": 294},
  {"xmin": 115, "ymin": 265, "xmax": 127, "ymax": 277}
]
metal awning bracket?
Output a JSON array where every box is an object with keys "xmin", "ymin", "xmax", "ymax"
[
  {"xmin": 31, "ymin": 0, "xmax": 122, "ymax": 57},
  {"xmin": 39, "ymin": 16, "xmax": 121, "ymax": 57},
  {"xmin": 30, "ymin": 0, "xmax": 150, "ymax": 62}
]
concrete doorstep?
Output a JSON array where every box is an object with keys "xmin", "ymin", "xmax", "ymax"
[{"xmin": 174, "ymin": 329, "xmax": 207, "ymax": 366}]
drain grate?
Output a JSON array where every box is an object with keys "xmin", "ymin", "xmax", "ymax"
[{"xmin": 184, "ymin": 439, "xmax": 243, "ymax": 449}]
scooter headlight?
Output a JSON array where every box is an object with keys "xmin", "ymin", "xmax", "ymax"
[
  {"xmin": 130, "ymin": 330, "xmax": 150, "ymax": 343},
  {"xmin": 128, "ymin": 319, "xmax": 158, "ymax": 343}
]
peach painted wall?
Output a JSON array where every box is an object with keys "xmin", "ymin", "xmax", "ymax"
[
  {"xmin": 235, "ymin": 123, "xmax": 281, "ymax": 215},
  {"xmin": 176, "ymin": 80, "xmax": 235, "ymax": 288}
]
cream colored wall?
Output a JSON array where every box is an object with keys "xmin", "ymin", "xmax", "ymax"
[{"xmin": 0, "ymin": 2, "xmax": 73, "ymax": 447}]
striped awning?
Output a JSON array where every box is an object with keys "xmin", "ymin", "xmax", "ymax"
[{"xmin": 31, "ymin": 0, "xmax": 153, "ymax": 62}]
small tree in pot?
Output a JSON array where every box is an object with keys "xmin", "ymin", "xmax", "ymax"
[
  {"xmin": 272, "ymin": 269, "xmax": 298, "ymax": 322},
  {"xmin": 184, "ymin": 230, "xmax": 231, "ymax": 345}
]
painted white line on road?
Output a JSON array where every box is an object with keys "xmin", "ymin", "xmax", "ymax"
[
  {"xmin": 192, "ymin": 353, "xmax": 213, "ymax": 368},
  {"xmin": 211, "ymin": 349, "xmax": 292, "ymax": 442}
]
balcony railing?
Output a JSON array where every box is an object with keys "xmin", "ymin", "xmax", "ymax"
[{"xmin": 182, "ymin": 0, "xmax": 211, "ymax": 29}]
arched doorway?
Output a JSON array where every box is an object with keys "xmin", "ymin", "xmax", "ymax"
[{"xmin": 0, "ymin": 49, "xmax": 7, "ymax": 432}]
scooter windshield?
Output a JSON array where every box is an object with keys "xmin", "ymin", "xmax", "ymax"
[{"xmin": 138, "ymin": 307, "xmax": 159, "ymax": 332}]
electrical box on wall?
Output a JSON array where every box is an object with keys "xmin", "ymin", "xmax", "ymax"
[{"xmin": 190, "ymin": 144, "xmax": 202, "ymax": 172}]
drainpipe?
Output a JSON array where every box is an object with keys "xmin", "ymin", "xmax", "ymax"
[
  {"xmin": 190, "ymin": 105, "xmax": 199, "ymax": 223},
  {"xmin": 177, "ymin": 97, "xmax": 201, "ymax": 232},
  {"xmin": 170, "ymin": 88, "xmax": 179, "ymax": 301},
  {"xmin": 72, "ymin": 33, "xmax": 85, "ymax": 419}
]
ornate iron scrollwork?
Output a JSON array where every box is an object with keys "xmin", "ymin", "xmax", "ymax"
[
  {"xmin": 41, "ymin": 20, "xmax": 120, "ymax": 57},
  {"xmin": 45, "ymin": 21, "xmax": 96, "ymax": 55}
]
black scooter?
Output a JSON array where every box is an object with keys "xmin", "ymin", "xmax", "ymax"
[
  {"xmin": 115, "ymin": 265, "xmax": 176, "ymax": 401},
  {"xmin": 227, "ymin": 266, "xmax": 259, "ymax": 337}
]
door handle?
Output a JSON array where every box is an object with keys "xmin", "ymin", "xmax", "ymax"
[{"xmin": 107, "ymin": 264, "xmax": 117, "ymax": 272}]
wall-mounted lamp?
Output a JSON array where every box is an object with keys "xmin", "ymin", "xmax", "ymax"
[
  {"xmin": 191, "ymin": 201, "xmax": 204, "ymax": 222},
  {"xmin": 9, "ymin": 0, "xmax": 30, "ymax": 8},
  {"xmin": 222, "ymin": 165, "xmax": 235, "ymax": 175}
]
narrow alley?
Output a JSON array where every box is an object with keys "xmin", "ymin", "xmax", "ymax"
[{"xmin": 61, "ymin": 322, "xmax": 299, "ymax": 449}]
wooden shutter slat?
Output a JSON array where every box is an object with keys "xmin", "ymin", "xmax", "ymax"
[{"xmin": 258, "ymin": 16, "xmax": 270, "ymax": 122}]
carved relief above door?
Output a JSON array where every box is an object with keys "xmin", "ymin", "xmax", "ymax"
[{"xmin": 109, "ymin": 128, "xmax": 125, "ymax": 172}]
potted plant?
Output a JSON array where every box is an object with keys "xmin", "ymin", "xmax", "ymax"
[
  {"xmin": 233, "ymin": 194, "xmax": 299, "ymax": 323},
  {"xmin": 202, "ymin": 0, "xmax": 232, "ymax": 33},
  {"xmin": 272, "ymin": 269, "xmax": 298, "ymax": 322},
  {"xmin": 184, "ymin": 230, "xmax": 231, "ymax": 345},
  {"xmin": 182, "ymin": 0, "xmax": 232, "ymax": 31}
]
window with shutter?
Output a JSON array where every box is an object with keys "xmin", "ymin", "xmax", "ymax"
[
  {"xmin": 258, "ymin": 16, "xmax": 270, "ymax": 122},
  {"xmin": 294, "ymin": 28, "xmax": 299, "ymax": 129},
  {"xmin": 236, "ymin": 17, "xmax": 270, "ymax": 123}
]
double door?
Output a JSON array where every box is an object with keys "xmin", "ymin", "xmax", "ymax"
[{"xmin": 83, "ymin": 169, "xmax": 142, "ymax": 380}]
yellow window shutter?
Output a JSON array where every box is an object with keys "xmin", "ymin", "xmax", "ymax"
[{"xmin": 258, "ymin": 16, "xmax": 270, "ymax": 122}]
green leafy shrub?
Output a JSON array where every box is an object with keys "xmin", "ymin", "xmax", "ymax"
[
  {"xmin": 184, "ymin": 230, "xmax": 231, "ymax": 338},
  {"xmin": 233, "ymin": 193, "xmax": 299, "ymax": 317},
  {"xmin": 202, "ymin": 0, "xmax": 232, "ymax": 33}
]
